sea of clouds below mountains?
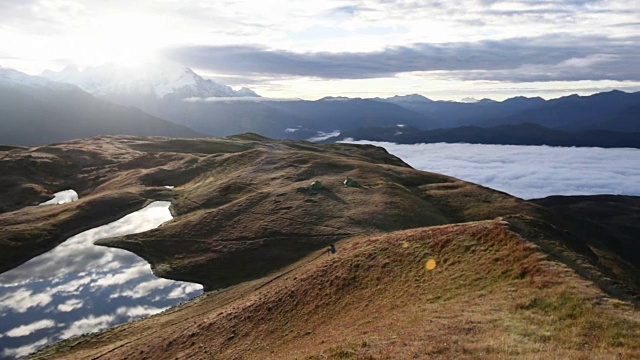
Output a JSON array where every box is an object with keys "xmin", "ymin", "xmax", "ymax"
[{"xmin": 343, "ymin": 141, "xmax": 640, "ymax": 200}]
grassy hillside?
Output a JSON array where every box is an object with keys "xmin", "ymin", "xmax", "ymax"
[
  {"xmin": 30, "ymin": 220, "xmax": 639, "ymax": 359},
  {"xmin": 0, "ymin": 135, "xmax": 637, "ymax": 359},
  {"xmin": 93, "ymin": 138, "xmax": 541, "ymax": 290}
]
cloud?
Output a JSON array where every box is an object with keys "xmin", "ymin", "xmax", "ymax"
[
  {"xmin": 0, "ymin": 288, "xmax": 52, "ymax": 313},
  {"xmin": 48, "ymin": 275, "xmax": 92, "ymax": 296},
  {"xmin": 164, "ymin": 34, "xmax": 640, "ymax": 82},
  {"xmin": 342, "ymin": 141, "xmax": 640, "ymax": 199},
  {"xmin": 0, "ymin": 0, "xmax": 83, "ymax": 32},
  {"xmin": 110, "ymin": 278, "xmax": 175, "ymax": 299},
  {"xmin": 166, "ymin": 283, "xmax": 204, "ymax": 300},
  {"xmin": 1, "ymin": 337, "xmax": 49, "ymax": 358},
  {"xmin": 115, "ymin": 305, "xmax": 168, "ymax": 319},
  {"xmin": 56, "ymin": 299, "xmax": 84, "ymax": 312},
  {"xmin": 90, "ymin": 263, "xmax": 150, "ymax": 289},
  {"xmin": 308, "ymin": 131, "xmax": 342, "ymax": 142},
  {"xmin": 327, "ymin": 4, "xmax": 373, "ymax": 18},
  {"xmin": 3, "ymin": 319, "xmax": 56, "ymax": 338},
  {"xmin": 184, "ymin": 96, "xmax": 299, "ymax": 103},
  {"xmin": 454, "ymin": 54, "xmax": 640, "ymax": 82},
  {"xmin": 59, "ymin": 314, "xmax": 115, "ymax": 340}
]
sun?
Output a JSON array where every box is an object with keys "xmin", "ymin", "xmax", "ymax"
[{"xmin": 76, "ymin": 13, "xmax": 167, "ymax": 68}]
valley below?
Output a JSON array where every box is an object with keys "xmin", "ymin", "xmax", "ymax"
[{"xmin": 0, "ymin": 135, "xmax": 638, "ymax": 359}]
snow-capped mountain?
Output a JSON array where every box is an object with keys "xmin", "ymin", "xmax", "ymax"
[
  {"xmin": 0, "ymin": 66, "xmax": 202, "ymax": 146},
  {"xmin": 42, "ymin": 62, "xmax": 259, "ymax": 100},
  {"xmin": 0, "ymin": 66, "xmax": 76, "ymax": 90}
]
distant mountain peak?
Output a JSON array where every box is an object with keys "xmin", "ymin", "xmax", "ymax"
[
  {"xmin": 42, "ymin": 62, "xmax": 260, "ymax": 100},
  {"xmin": 0, "ymin": 67, "xmax": 76, "ymax": 90},
  {"xmin": 478, "ymin": 98, "xmax": 497, "ymax": 103},
  {"xmin": 235, "ymin": 87, "xmax": 259, "ymax": 97},
  {"xmin": 501, "ymin": 95, "xmax": 545, "ymax": 103},
  {"xmin": 386, "ymin": 94, "xmax": 433, "ymax": 102},
  {"xmin": 318, "ymin": 96, "xmax": 352, "ymax": 101}
]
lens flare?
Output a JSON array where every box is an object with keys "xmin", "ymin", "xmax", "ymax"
[{"xmin": 425, "ymin": 259, "xmax": 437, "ymax": 271}]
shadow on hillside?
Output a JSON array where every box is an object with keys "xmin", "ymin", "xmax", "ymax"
[{"xmin": 316, "ymin": 188, "xmax": 348, "ymax": 204}]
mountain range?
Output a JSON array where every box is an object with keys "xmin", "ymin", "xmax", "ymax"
[
  {"xmin": 0, "ymin": 67, "xmax": 201, "ymax": 146},
  {"xmin": 328, "ymin": 123, "xmax": 640, "ymax": 148},
  {"xmin": 1, "ymin": 64, "xmax": 638, "ymax": 146},
  {"xmin": 50, "ymin": 64, "xmax": 637, "ymax": 137}
]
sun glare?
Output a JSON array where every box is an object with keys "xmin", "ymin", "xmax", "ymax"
[{"xmin": 78, "ymin": 13, "xmax": 166, "ymax": 67}]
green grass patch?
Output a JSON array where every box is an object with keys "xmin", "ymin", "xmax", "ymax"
[
  {"xmin": 513, "ymin": 290, "xmax": 640, "ymax": 350},
  {"xmin": 521, "ymin": 291, "xmax": 585, "ymax": 320}
]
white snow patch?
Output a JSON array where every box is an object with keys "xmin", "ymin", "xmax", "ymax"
[{"xmin": 39, "ymin": 190, "xmax": 78, "ymax": 205}]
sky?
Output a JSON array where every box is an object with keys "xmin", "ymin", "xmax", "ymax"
[
  {"xmin": 1, "ymin": 0, "xmax": 639, "ymax": 100},
  {"xmin": 344, "ymin": 141, "xmax": 640, "ymax": 199}
]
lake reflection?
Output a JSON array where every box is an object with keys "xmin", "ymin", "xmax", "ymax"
[{"xmin": 0, "ymin": 201, "xmax": 203, "ymax": 359}]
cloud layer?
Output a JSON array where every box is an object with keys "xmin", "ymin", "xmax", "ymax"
[
  {"xmin": 344, "ymin": 141, "xmax": 640, "ymax": 199},
  {"xmin": 165, "ymin": 35, "xmax": 640, "ymax": 82}
]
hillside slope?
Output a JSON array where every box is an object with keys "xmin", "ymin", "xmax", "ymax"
[
  {"xmin": 0, "ymin": 134, "xmax": 541, "ymax": 288},
  {"xmin": 31, "ymin": 219, "xmax": 639, "ymax": 359},
  {"xmin": 0, "ymin": 82, "xmax": 202, "ymax": 146},
  {"xmin": 0, "ymin": 135, "xmax": 637, "ymax": 359},
  {"xmin": 95, "ymin": 139, "xmax": 544, "ymax": 290}
]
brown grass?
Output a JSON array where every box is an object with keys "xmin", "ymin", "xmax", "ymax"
[
  {"xmin": 31, "ymin": 220, "xmax": 640, "ymax": 360},
  {"xmin": 2, "ymin": 135, "xmax": 637, "ymax": 360}
]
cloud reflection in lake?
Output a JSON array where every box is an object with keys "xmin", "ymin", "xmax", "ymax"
[{"xmin": 0, "ymin": 201, "xmax": 203, "ymax": 359}]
